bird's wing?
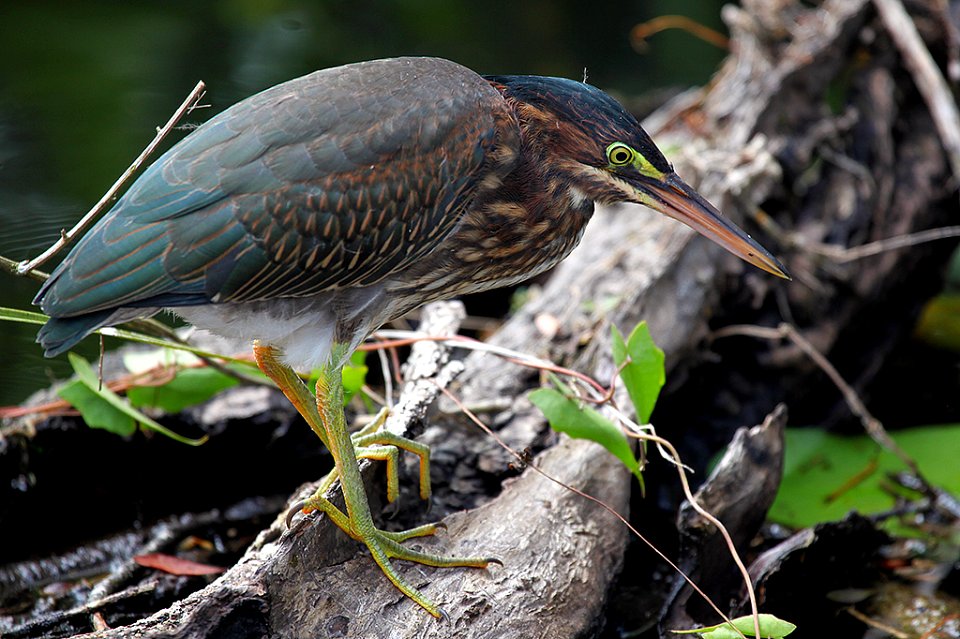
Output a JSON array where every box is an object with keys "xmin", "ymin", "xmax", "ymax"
[{"xmin": 37, "ymin": 57, "xmax": 517, "ymax": 317}]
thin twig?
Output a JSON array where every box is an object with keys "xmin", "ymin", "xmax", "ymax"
[
  {"xmin": 0, "ymin": 254, "xmax": 48, "ymax": 281},
  {"xmin": 369, "ymin": 330, "xmax": 609, "ymax": 396},
  {"xmin": 811, "ymin": 226, "xmax": 960, "ymax": 263},
  {"xmin": 846, "ymin": 606, "xmax": 910, "ymax": 638},
  {"xmin": 16, "ymin": 81, "xmax": 207, "ymax": 275},
  {"xmin": 601, "ymin": 399, "xmax": 760, "ymax": 639},
  {"xmin": 631, "ymin": 15, "xmax": 730, "ymax": 51},
  {"xmin": 576, "ymin": 360, "xmax": 629, "ymax": 406},
  {"xmin": 642, "ymin": 428, "xmax": 760, "ymax": 639},
  {"xmin": 712, "ymin": 322, "xmax": 924, "ymax": 479},
  {"xmin": 872, "ymin": 0, "xmax": 960, "ymax": 186},
  {"xmin": 374, "ymin": 338, "xmax": 394, "ymax": 408},
  {"xmin": 754, "ymin": 209, "xmax": 960, "ymax": 265}
]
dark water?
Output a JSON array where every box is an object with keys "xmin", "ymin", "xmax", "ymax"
[{"xmin": 0, "ymin": 0, "xmax": 724, "ymax": 406}]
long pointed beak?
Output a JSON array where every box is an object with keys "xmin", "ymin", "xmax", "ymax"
[{"xmin": 634, "ymin": 172, "xmax": 790, "ymax": 279}]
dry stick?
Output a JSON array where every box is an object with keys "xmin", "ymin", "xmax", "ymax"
[
  {"xmin": 436, "ymin": 384, "xmax": 751, "ymax": 639},
  {"xmin": 370, "ymin": 330, "xmax": 610, "ymax": 397},
  {"xmin": 630, "ymin": 15, "xmax": 731, "ymax": 51},
  {"xmin": 845, "ymin": 607, "xmax": 910, "ymax": 639},
  {"xmin": 872, "ymin": 0, "xmax": 960, "ymax": 187},
  {"xmin": 753, "ymin": 209, "xmax": 960, "ymax": 265},
  {"xmin": 816, "ymin": 226, "xmax": 960, "ymax": 263},
  {"xmin": 0, "ymin": 254, "xmax": 48, "ymax": 281},
  {"xmin": 712, "ymin": 322, "xmax": 923, "ymax": 478},
  {"xmin": 374, "ymin": 339, "xmax": 395, "ymax": 407},
  {"xmin": 16, "ymin": 81, "xmax": 207, "ymax": 275}
]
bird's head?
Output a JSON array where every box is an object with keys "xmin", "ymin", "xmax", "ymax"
[{"xmin": 487, "ymin": 74, "xmax": 789, "ymax": 279}]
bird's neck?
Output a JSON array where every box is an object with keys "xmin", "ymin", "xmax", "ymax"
[
  {"xmin": 447, "ymin": 134, "xmax": 596, "ymax": 280},
  {"xmin": 383, "ymin": 112, "xmax": 596, "ymax": 306},
  {"xmin": 481, "ymin": 128, "xmax": 596, "ymax": 241}
]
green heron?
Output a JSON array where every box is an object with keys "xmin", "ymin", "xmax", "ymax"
[{"xmin": 34, "ymin": 57, "xmax": 787, "ymax": 618}]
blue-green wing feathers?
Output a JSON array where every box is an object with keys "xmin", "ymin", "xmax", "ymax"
[{"xmin": 35, "ymin": 57, "xmax": 513, "ymax": 355}]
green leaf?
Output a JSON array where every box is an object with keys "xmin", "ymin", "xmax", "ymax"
[
  {"xmin": 58, "ymin": 379, "xmax": 136, "ymax": 436},
  {"xmin": 611, "ymin": 322, "xmax": 665, "ymax": 423},
  {"xmin": 0, "ymin": 305, "xmax": 257, "ymax": 368},
  {"xmin": 0, "ymin": 306, "xmax": 49, "ymax": 326},
  {"xmin": 99, "ymin": 327, "xmax": 258, "ymax": 368},
  {"xmin": 127, "ymin": 367, "xmax": 239, "ymax": 413},
  {"xmin": 341, "ymin": 350, "xmax": 369, "ymax": 405},
  {"xmin": 308, "ymin": 351, "xmax": 369, "ymax": 406},
  {"xmin": 672, "ymin": 613, "xmax": 797, "ymax": 638},
  {"xmin": 769, "ymin": 425, "xmax": 960, "ymax": 529},
  {"xmin": 64, "ymin": 353, "xmax": 207, "ymax": 446},
  {"xmin": 914, "ymin": 294, "xmax": 960, "ymax": 352},
  {"xmin": 122, "ymin": 348, "xmax": 201, "ymax": 374},
  {"xmin": 529, "ymin": 385, "xmax": 642, "ymax": 482}
]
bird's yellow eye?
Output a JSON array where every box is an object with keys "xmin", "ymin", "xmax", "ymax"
[{"xmin": 606, "ymin": 142, "xmax": 635, "ymax": 167}]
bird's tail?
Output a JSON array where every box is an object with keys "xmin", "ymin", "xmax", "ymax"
[{"xmin": 37, "ymin": 310, "xmax": 120, "ymax": 357}]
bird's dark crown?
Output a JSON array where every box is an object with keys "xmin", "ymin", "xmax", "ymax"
[{"xmin": 485, "ymin": 74, "xmax": 672, "ymax": 174}]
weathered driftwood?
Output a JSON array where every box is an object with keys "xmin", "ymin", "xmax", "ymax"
[
  {"xmin": 663, "ymin": 405, "xmax": 787, "ymax": 631},
  {"xmin": 26, "ymin": 0, "xmax": 958, "ymax": 636}
]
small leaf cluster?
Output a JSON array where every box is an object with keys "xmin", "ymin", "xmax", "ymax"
[{"xmin": 529, "ymin": 321, "xmax": 664, "ymax": 483}]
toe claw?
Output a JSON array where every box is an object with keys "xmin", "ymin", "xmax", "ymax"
[
  {"xmin": 437, "ymin": 607, "xmax": 450, "ymax": 622},
  {"xmin": 285, "ymin": 499, "xmax": 308, "ymax": 528},
  {"xmin": 384, "ymin": 500, "xmax": 400, "ymax": 519},
  {"xmin": 486, "ymin": 556, "xmax": 504, "ymax": 566}
]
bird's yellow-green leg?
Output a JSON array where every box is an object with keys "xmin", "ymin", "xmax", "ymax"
[
  {"xmin": 253, "ymin": 341, "xmax": 329, "ymax": 448},
  {"xmin": 254, "ymin": 342, "xmax": 495, "ymax": 617},
  {"xmin": 253, "ymin": 342, "xmax": 429, "ymax": 509},
  {"xmin": 300, "ymin": 344, "xmax": 495, "ymax": 619}
]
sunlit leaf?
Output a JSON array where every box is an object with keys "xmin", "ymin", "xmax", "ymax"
[
  {"xmin": 611, "ymin": 322, "xmax": 665, "ymax": 423},
  {"xmin": 64, "ymin": 353, "xmax": 207, "ymax": 446},
  {"xmin": 342, "ymin": 350, "xmax": 369, "ymax": 404},
  {"xmin": 530, "ymin": 385, "xmax": 642, "ymax": 482},
  {"xmin": 122, "ymin": 348, "xmax": 201, "ymax": 374},
  {"xmin": 57, "ymin": 379, "xmax": 135, "ymax": 436},
  {"xmin": 0, "ymin": 306, "xmax": 48, "ymax": 326},
  {"xmin": 672, "ymin": 613, "xmax": 797, "ymax": 638},
  {"xmin": 127, "ymin": 367, "xmax": 239, "ymax": 413},
  {"xmin": 769, "ymin": 425, "xmax": 960, "ymax": 529}
]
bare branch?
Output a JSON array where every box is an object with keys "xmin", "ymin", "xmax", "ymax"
[
  {"xmin": 16, "ymin": 81, "xmax": 207, "ymax": 275},
  {"xmin": 873, "ymin": 0, "xmax": 960, "ymax": 186}
]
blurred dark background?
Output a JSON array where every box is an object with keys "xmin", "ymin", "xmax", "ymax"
[{"xmin": 0, "ymin": 0, "xmax": 726, "ymax": 406}]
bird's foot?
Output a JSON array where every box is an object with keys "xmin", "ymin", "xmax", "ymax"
[
  {"xmin": 293, "ymin": 491, "xmax": 499, "ymax": 618},
  {"xmin": 284, "ymin": 405, "xmax": 432, "ymax": 526},
  {"xmin": 282, "ymin": 405, "xmax": 432, "ymax": 518},
  {"xmin": 351, "ymin": 406, "xmax": 433, "ymax": 503}
]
